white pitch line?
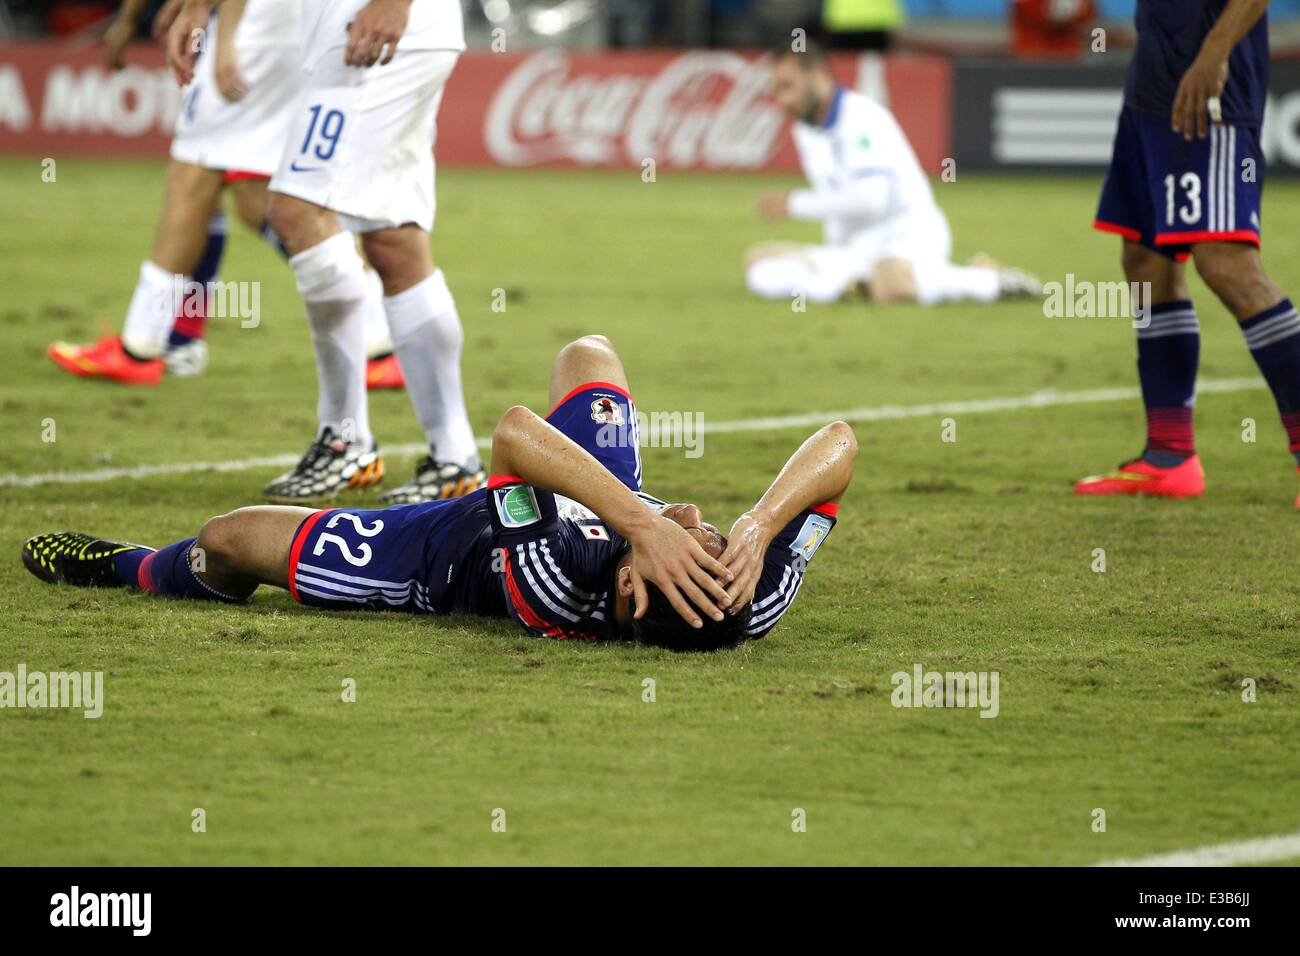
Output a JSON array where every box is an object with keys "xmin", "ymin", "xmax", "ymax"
[
  {"xmin": 695, "ymin": 376, "xmax": 1264, "ymax": 434},
  {"xmin": 1094, "ymin": 829, "xmax": 1300, "ymax": 867},
  {"xmin": 3, "ymin": 376, "xmax": 1266, "ymax": 489}
]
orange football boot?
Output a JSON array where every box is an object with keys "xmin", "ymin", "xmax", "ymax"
[
  {"xmin": 366, "ymin": 353, "xmax": 405, "ymax": 390},
  {"xmin": 48, "ymin": 335, "xmax": 163, "ymax": 386},
  {"xmin": 1074, "ymin": 454, "xmax": 1205, "ymax": 498}
]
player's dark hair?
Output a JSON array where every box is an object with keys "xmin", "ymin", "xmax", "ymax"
[
  {"xmin": 769, "ymin": 36, "xmax": 828, "ymax": 69},
  {"xmin": 628, "ymin": 585, "xmax": 752, "ymax": 653}
]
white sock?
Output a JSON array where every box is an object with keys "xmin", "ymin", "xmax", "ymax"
[
  {"xmin": 384, "ymin": 269, "xmax": 478, "ymax": 468},
  {"xmin": 361, "ymin": 268, "xmax": 393, "ymax": 359},
  {"xmin": 745, "ymin": 257, "xmax": 844, "ymax": 304},
  {"xmin": 289, "ymin": 232, "xmax": 373, "ymax": 448},
  {"xmin": 121, "ymin": 260, "xmax": 180, "ymax": 358},
  {"xmin": 915, "ymin": 264, "xmax": 1001, "ymax": 306}
]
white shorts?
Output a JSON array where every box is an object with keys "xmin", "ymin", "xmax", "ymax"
[
  {"xmin": 268, "ymin": 48, "xmax": 458, "ymax": 234},
  {"xmin": 170, "ymin": 32, "xmax": 301, "ymax": 175},
  {"xmin": 746, "ymin": 213, "xmax": 954, "ymax": 303},
  {"xmin": 841, "ymin": 212, "xmax": 954, "ymax": 284}
]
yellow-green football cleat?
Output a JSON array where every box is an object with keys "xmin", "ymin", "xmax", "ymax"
[{"xmin": 22, "ymin": 531, "xmax": 149, "ymax": 588}]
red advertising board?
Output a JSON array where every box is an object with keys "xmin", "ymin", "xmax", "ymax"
[{"xmin": 0, "ymin": 42, "xmax": 951, "ymax": 172}]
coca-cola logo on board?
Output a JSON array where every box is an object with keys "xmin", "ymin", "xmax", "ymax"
[{"xmin": 484, "ymin": 49, "xmax": 786, "ymax": 169}]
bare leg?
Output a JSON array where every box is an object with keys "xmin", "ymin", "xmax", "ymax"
[
  {"xmin": 267, "ymin": 192, "xmax": 342, "ymax": 255},
  {"xmin": 193, "ymin": 506, "xmax": 317, "ymax": 597},
  {"xmin": 1122, "ymin": 239, "xmax": 1189, "ymax": 304},
  {"xmin": 148, "ymin": 160, "xmax": 226, "ymax": 274},
  {"xmin": 868, "ymin": 257, "xmax": 919, "ymax": 304},
  {"xmin": 548, "ymin": 335, "xmax": 632, "ymax": 410},
  {"xmin": 227, "ymin": 177, "xmax": 272, "ymax": 232},
  {"xmin": 1190, "ymin": 242, "xmax": 1283, "ymax": 319},
  {"xmin": 360, "ymin": 224, "xmax": 434, "ymax": 296}
]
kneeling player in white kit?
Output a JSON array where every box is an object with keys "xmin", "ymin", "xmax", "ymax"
[
  {"xmin": 169, "ymin": 0, "xmax": 482, "ymax": 505},
  {"xmin": 746, "ymin": 43, "xmax": 1040, "ymax": 306}
]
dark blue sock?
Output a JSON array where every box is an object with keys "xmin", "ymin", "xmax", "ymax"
[
  {"xmin": 110, "ymin": 547, "xmax": 152, "ymax": 587},
  {"xmin": 169, "ymin": 212, "xmax": 227, "ymax": 346},
  {"xmin": 1240, "ymin": 298, "xmax": 1300, "ymax": 464},
  {"xmin": 137, "ymin": 537, "xmax": 243, "ymax": 603},
  {"xmin": 1137, "ymin": 299, "xmax": 1199, "ymax": 465}
]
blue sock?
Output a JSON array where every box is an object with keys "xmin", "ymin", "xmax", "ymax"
[
  {"xmin": 1137, "ymin": 299, "xmax": 1199, "ymax": 466},
  {"xmin": 169, "ymin": 212, "xmax": 227, "ymax": 346},
  {"xmin": 1240, "ymin": 298, "xmax": 1300, "ymax": 465},
  {"xmin": 110, "ymin": 547, "xmax": 152, "ymax": 587},
  {"xmin": 136, "ymin": 537, "xmax": 243, "ymax": 603}
]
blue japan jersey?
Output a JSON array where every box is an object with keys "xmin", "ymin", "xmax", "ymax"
[
  {"xmin": 1097, "ymin": 2, "xmax": 1269, "ymax": 256},
  {"xmin": 486, "ymin": 480, "xmax": 838, "ymax": 642},
  {"xmin": 487, "ymin": 479, "xmax": 629, "ymax": 640},
  {"xmin": 1125, "ymin": 0, "xmax": 1269, "ymax": 127}
]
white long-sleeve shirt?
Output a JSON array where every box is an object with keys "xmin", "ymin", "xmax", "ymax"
[{"xmin": 788, "ymin": 88, "xmax": 943, "ymax": 248}]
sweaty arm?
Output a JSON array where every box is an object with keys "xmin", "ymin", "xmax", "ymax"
[
  {"xmin": 489, "ymin": 406, "xmax": 733, "ymax": 628},
  {"xmin": 720, "ymin": 421, "xmax": 858, "ymax": 616},
  {"xmin": 1173, "ymin": 0, "xmax": 1270, "ymax": 139},
  {"xmin": 787, "ymin": 174, "xmax": 892, "ymax": 222}
]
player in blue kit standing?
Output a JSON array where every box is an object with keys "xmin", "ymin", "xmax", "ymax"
[
  {"xmin": 20, "ymin": 336, "xmax": 857, "ymax": 651},
  {"xmin": 1079, "ymin": 0, "xmax": 1300, "ymax": 505}
]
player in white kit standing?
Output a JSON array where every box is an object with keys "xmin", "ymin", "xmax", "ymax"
[
  {"xmin": 51, "ymin": 0, "xmax": 400, "ymax": 389},
  {"xmin": 746, "ymin": 43, "xmax": 1041, "ymax": 307},
  {"xmin": 50, "ymin": 0, "xmax": 301, "ymax": 384},
  {"xmin": 168, "ymin": 0, "xmax": 482, "ymax": 504}
]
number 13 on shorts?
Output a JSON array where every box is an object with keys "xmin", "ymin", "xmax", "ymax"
[{"xmin": 1164, "ymin": 172, "xmax": 1201, "ymax": 226}]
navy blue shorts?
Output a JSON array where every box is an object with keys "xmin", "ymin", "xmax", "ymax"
[
  {"xmin": 287, "ymin": 380, "xmax": 642, "ymax": 610},
  {"xmin": 542, "ymin": 380, "xmax": 642, "ymax": 492},
  {"xmin": 1095, "ymin": 106, "xmax": 1263, "ymax": 261}
]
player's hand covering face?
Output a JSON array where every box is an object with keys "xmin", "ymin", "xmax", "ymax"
[
  {"xmin": 718, "ymin": 512, "xmax": 771, "ymax": 614},
  {"xmin": 628, "ymin": 509, "xmax": 732, "ymax": 631},
  {"xmin": 347, "ymin": 0, "xmax": 411, "ymax": 68}
]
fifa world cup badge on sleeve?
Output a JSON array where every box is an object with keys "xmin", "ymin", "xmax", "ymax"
[
  {"xmin": 494, "ymin": 485, "xmax": 541, "ymax": 528},
  {"xmin": 791, "ymin": 513, "xmax": 833, "ymax": 562}
]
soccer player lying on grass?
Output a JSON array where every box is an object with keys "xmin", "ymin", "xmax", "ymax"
[{"xmin": 22, "ymin": 337, "xmax": 857, "ymax": 651}]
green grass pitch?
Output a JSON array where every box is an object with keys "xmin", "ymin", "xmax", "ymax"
[{"xmin": 1, "ymin": 157, "xmax": 1298, "ymax": 865}]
